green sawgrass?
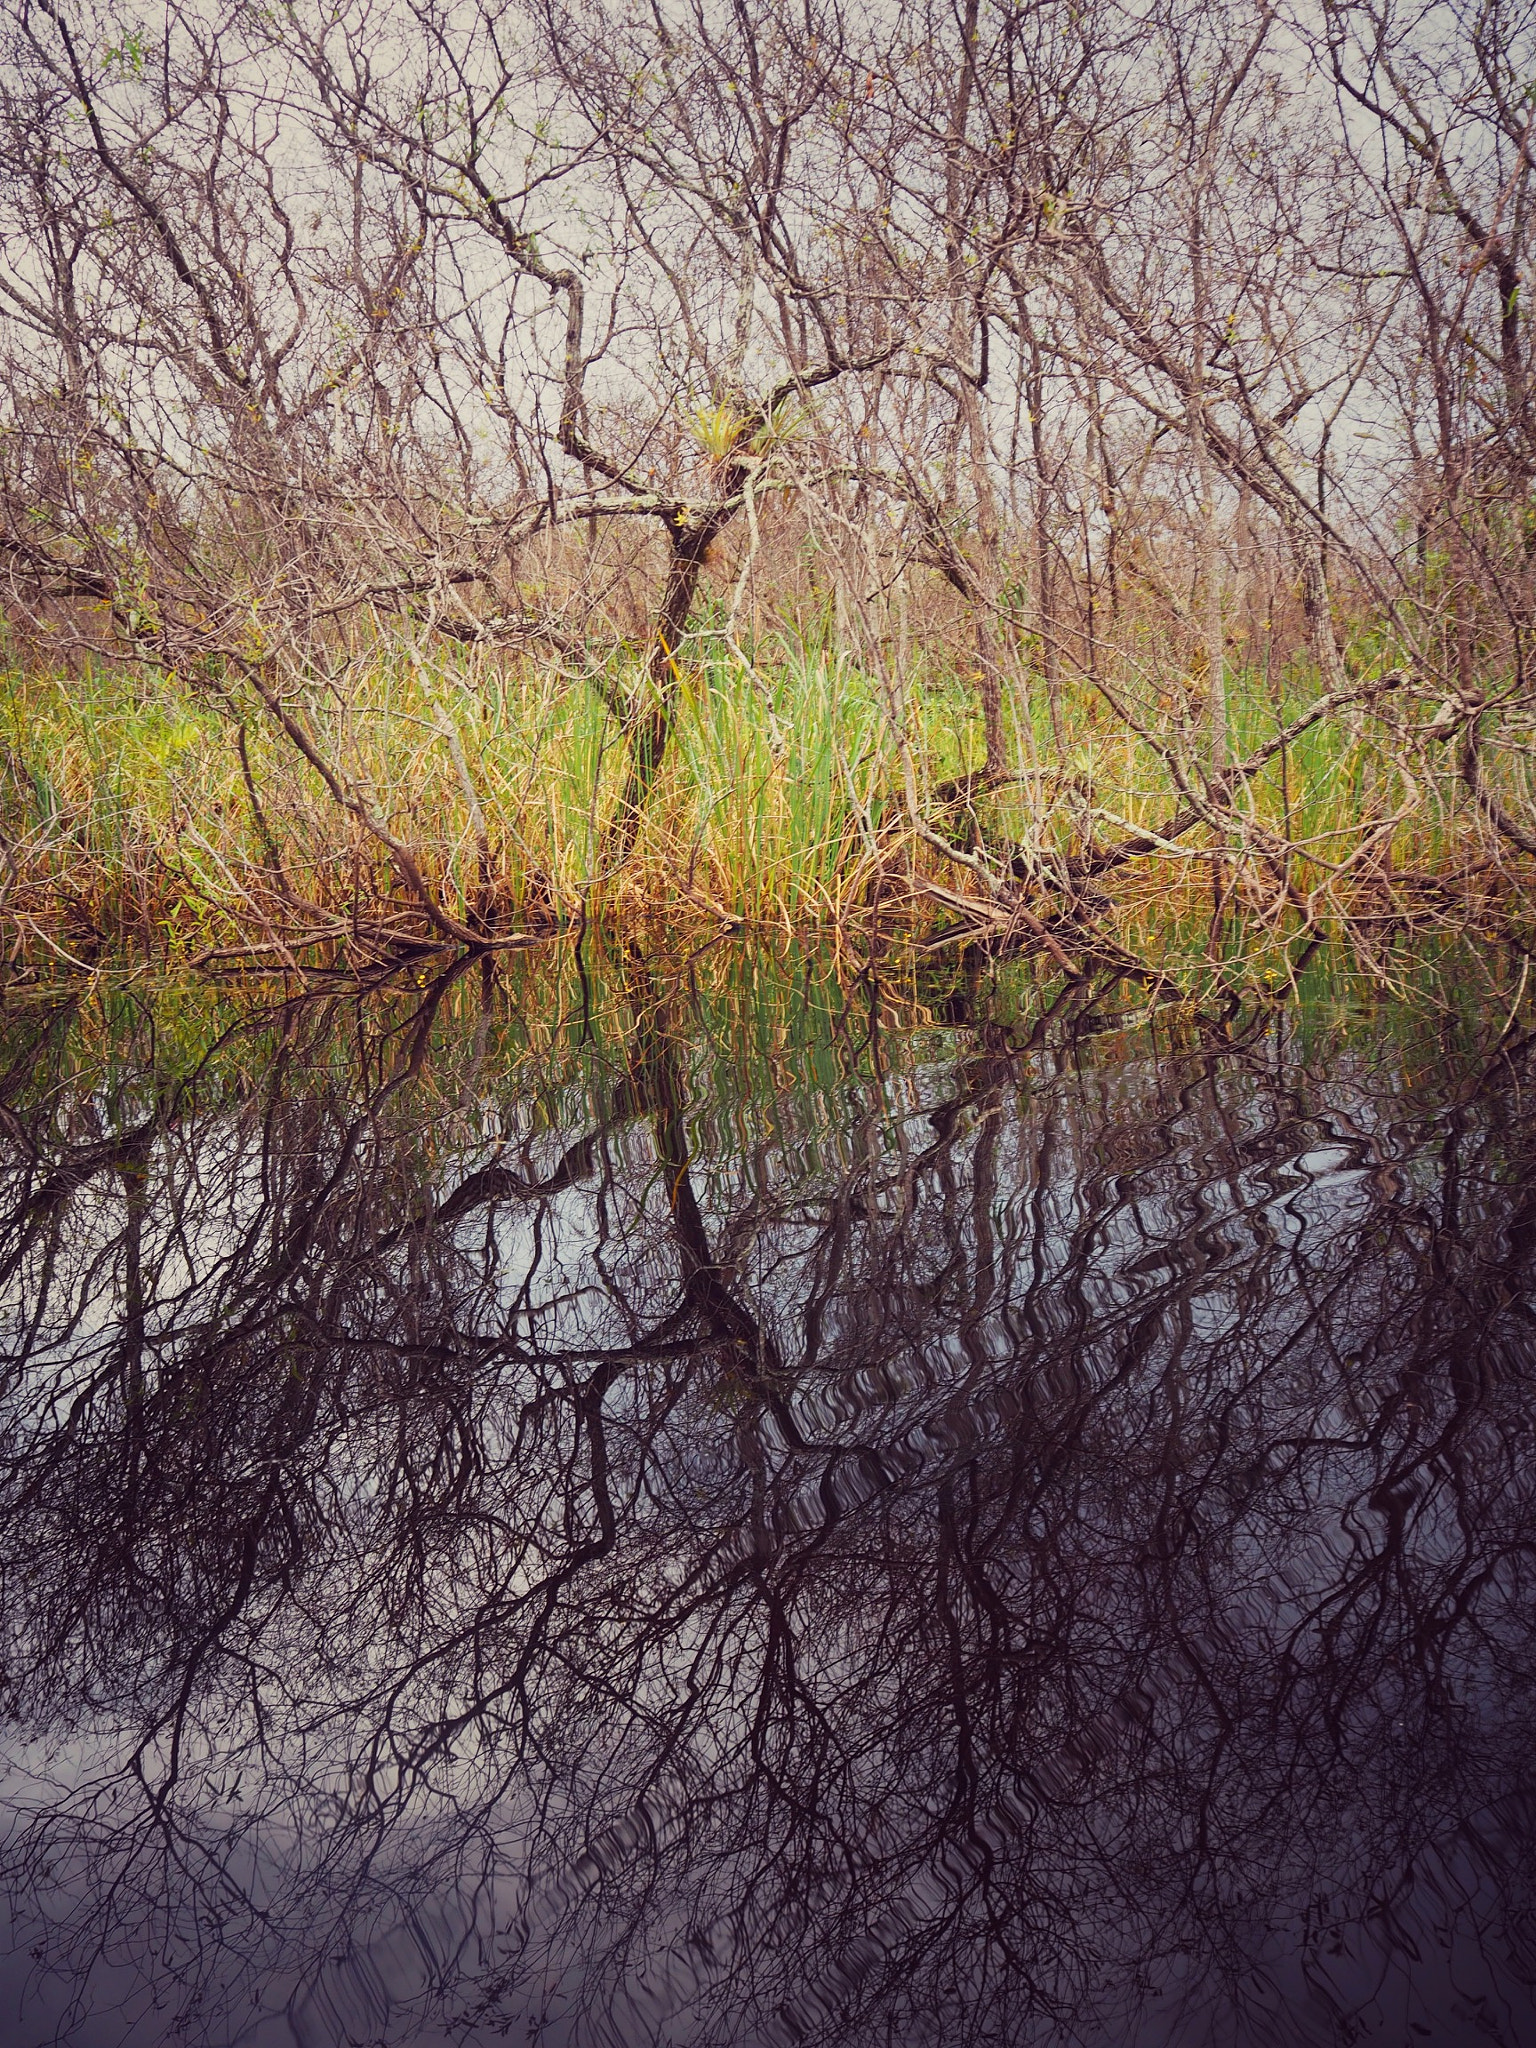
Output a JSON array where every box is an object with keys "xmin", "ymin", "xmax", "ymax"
[{"xmin": 0, "ymin": 618, "xmax": 1524, "ymax": 968}]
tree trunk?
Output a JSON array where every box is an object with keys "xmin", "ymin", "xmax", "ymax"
[{"xmin": 603, "ymin": 521, "xmax": 717, "ymax": 869}]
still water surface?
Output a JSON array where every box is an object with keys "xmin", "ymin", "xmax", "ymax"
[{"xmin": 0, "ymin": 946, "xmax": 1533, "ymax": 2046}]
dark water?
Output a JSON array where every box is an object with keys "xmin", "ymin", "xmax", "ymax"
[{"xmin": 0, "ymin": 944, "xmax": 1534, "ymax": 2047}]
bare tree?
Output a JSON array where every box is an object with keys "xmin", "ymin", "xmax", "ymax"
[{"xmin": 2, "ymin": 0, "xmax": 1536, "ymax": 957}]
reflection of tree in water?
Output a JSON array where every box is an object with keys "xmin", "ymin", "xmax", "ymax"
[{"xmin": 0, "ymin": 957, "xmax": 1534, "ymax": 2045}]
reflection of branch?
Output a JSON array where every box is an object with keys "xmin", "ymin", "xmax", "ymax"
[{"xmin": 4, "ymin": 965, "xmax": 1536, "ymax": 2044}]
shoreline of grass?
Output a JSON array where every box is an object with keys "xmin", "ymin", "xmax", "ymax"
[{"xmin": 3, "ymin": 634, "xmax": 1531, "ymax": 978}]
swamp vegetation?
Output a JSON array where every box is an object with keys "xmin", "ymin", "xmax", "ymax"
[
  {"xmin": 3, "ymin": 4, "xmax": 1536, "ymax": 2040},
  {"xmin": 0, "ymin": 0, "xmax": 1535, "ymax": 980}
]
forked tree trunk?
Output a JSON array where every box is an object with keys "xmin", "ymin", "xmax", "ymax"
[{"xmin": 603, "ymin": 518, "xmax": 721, "ymax": 869}]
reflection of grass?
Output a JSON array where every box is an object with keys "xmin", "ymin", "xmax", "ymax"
[
  {"xmin": 1, "ymin": 926, "xmax": 1508, "ymax": 1136},
  {"xmin": 0, "ymin": 626, "xmax": 1525, "ymax": 968}
]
